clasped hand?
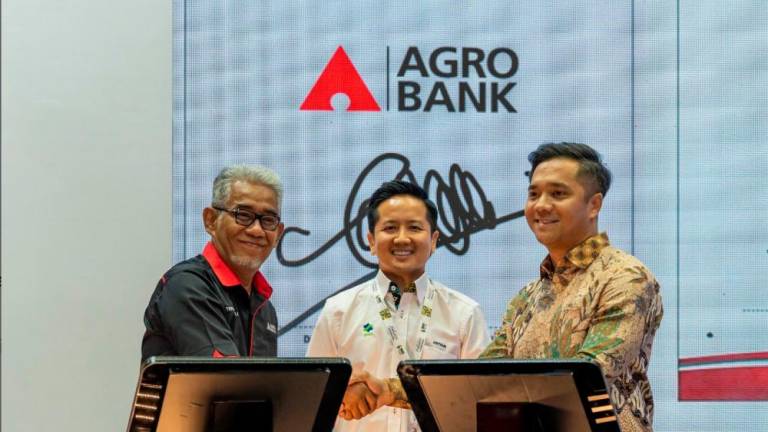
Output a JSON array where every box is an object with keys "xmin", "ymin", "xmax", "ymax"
[{"xmin": 338, "ymin": 370, "xmax": 395, "ymax": 420}]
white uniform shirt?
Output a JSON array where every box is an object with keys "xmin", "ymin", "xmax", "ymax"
[{"xmin": 307, "ymin": 270, "xmax": 489, "ymax": 432}]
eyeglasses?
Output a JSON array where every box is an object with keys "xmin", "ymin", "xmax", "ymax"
[{"xmin": 212, "ymin": 206, "xmax": 281, "ymax": 231}]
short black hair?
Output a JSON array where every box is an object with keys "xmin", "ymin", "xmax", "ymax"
[
  {"xmin": 367, "ymin": 180, "xmax": 438, "ymax": 233},
  {"xmin": 526, "ymin": 142, "xmax": 612, "ymax": 197}
]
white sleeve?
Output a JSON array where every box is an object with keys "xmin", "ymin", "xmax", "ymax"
[
  {"xmin": 305, "ymin": 302, "xmax": 339, "ymax": 357},
  {"xmin": 459, "ymin": 303, "xmax": 490, "ymax": 359}
]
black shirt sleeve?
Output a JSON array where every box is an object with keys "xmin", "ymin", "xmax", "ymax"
[{"xmin": 153, "ymin": 271, "xmax": 242, "ymax": 357}]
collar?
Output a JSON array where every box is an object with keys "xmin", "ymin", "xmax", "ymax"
[
  {"xmin": 202, "ymin": 242, "xmax": 273, "ymax": 299},
  {"xmin": 540, "ymin": 232, "xmax": 610, "ymax": 281},
  {"xmin": 375, "ymin": 270, "xmax": 428, "ymax": 304}
]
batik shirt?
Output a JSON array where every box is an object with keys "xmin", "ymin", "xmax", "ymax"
[{"xmin": 480, "ymin": 233, "xmax": 663, "ymax": 432}]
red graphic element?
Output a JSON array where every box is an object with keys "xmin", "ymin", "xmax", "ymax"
[
  {"xmin": 300, "ymin": 46, "xmax": 381, "ymax": 111},
  {"xmin": 679, "ymin": 351, "xmax": 768, "ymax": 400},
  {"xmin": 679, "ymin": 367, "xmax": 768, "ymax": 400},
  {"xmin": 212, "ymin": 349, "xmax": 238, "ymax": 358},
  {"xmin": 679, "ymin": 351, "xmax": 768, "ymax": 366}
]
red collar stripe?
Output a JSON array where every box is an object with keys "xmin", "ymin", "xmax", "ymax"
[
  {"xmin": 202, "ymin": 242, "xmax": 241, "ymax": 286},
  {"xmin": 202, "ymin": 242, "xmax": 274, "ymax": 299},
  {"xmin": 254, "ymin": 271, "xmax": 273, "ymax": 299}
]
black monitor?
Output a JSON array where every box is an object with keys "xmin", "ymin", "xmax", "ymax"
[
  {"xmin": 126, "ymin": 357, "xmax": 351, "ymax": 432},
  {"xmin": 397, "ymin": 359, "xmax": 622, "ymax": 432}
]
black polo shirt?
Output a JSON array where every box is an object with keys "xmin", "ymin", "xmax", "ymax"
[{"xmin": 141, "ymin": 242, "xmax": 278, "ymax": 362}]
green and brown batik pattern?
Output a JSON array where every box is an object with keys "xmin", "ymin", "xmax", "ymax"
[{"xmin": 481, "ymin": 233, "xmax": 663, "ymax": 432}]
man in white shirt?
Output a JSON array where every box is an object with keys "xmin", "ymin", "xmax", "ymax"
[{"xmin": 306, "ymin": 180, "xmax": 489, "ymax": 432}]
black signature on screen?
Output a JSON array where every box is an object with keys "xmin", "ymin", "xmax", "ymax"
[{"xmin": 276, "ymin": 152, "xmax": 523, "ymax": 335}]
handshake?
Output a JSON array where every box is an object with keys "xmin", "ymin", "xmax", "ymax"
[{"xmin": 338, "ymin": 370, "xmax": 407, "ymax": 420}]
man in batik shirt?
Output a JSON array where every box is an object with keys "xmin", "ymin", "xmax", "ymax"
[
  {"xmin": 477, "ymin": 142, "xmax": 663, "ymax": 432},
  {"xmin": 351, "ymin": 142, "xmax": 663, "ymax": 432}
]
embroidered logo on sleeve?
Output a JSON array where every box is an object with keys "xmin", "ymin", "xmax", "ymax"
[{"xmin": 266, "ymin": 323, "xmax": 277, "ymax": 334}]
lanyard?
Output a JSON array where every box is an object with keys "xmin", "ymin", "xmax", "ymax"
[{"xmin": 373, "ymin": 279, "xmax": 437, "ymax": 360}]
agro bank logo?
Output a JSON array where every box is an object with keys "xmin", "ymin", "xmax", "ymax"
[
  {"xmin": 300, "ymin": 46, "xmax": 381, "ymax": 111},
  {"xmin": 300, "ymin": 45, "xmax": 518, "ymax": 113}
]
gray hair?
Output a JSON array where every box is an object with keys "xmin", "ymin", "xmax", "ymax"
[{"xmin": 211, "ymin": 165, "xmax": 283, "ymax": 210}]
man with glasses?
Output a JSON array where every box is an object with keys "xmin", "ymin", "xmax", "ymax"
[{"xmin": 141, "ymin": 165, "xmax": 285, "ymax": 361}]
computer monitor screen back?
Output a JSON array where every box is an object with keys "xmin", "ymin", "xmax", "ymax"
[
  {"xmin": 155, "ymin": 371, "xmax": 329, "ymax": 432},
  {"xmin": 417, "ymin": 373, "xmax": 592, "ymax": 432}
]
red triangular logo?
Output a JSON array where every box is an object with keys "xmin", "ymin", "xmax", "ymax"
[{"xmin": 300, "ymin": 46, "xmax": 381, "ymax": 111}]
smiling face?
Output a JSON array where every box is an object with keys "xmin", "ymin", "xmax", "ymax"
[
  {"xmin": 367, "ymin": 194, "xmax": 439, "ymax": 288},
  {"xmin": 203, "ymin": 180, "xmax": 284, "ymax": 284},
  {"xmin": 525, "ymin": 158, "xmax": 602, "ymax": 264}
]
